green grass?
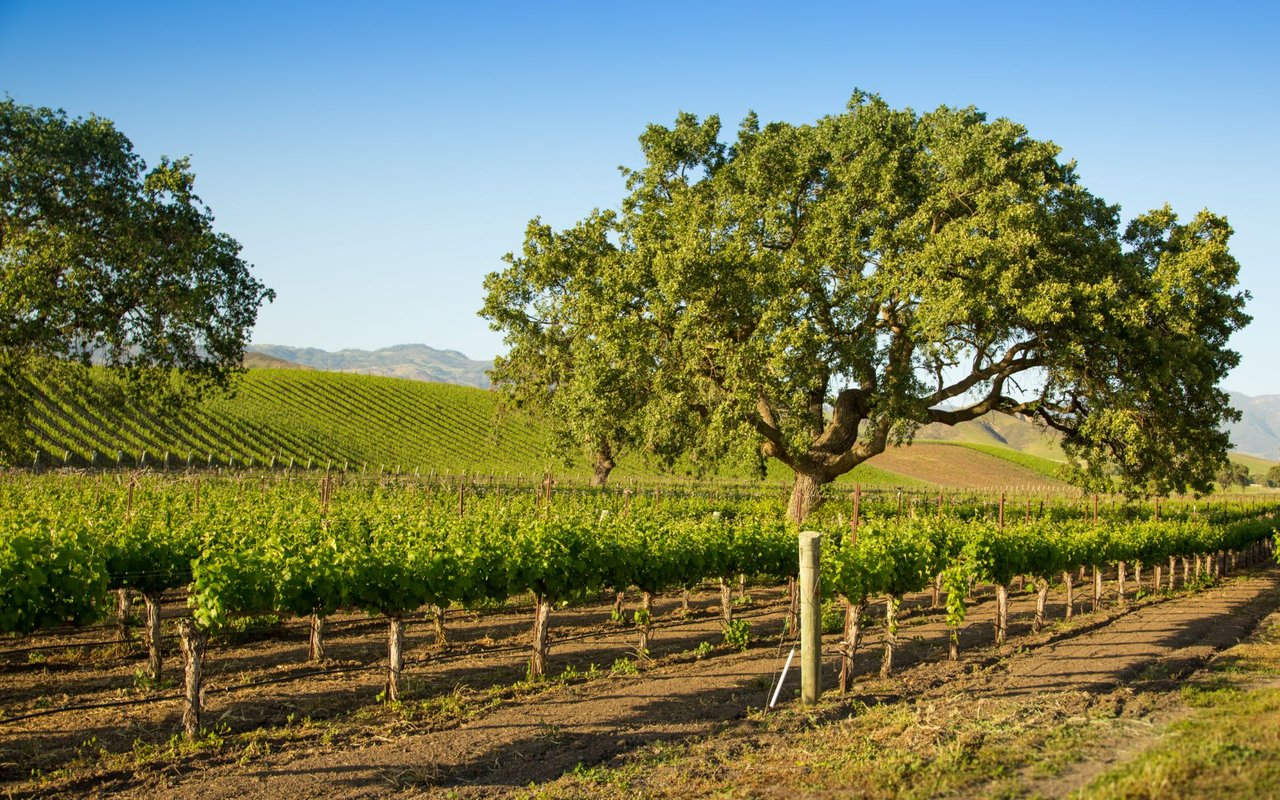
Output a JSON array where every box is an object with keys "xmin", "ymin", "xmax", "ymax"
[{"xmin": 1076, "ymin": 620, "xmax": 1280, "ymax": 799}]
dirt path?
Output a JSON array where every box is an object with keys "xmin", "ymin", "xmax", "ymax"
[{"xmin": 85, "ymin": 567, "xmax": 1280, "ymax": 799}]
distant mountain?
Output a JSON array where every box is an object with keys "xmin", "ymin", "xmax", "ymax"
[
  {"xmin": 247, "ymin": 344, "xmax": 493, "ymax": 388},
  {"xmin": 1226, "ymin": 392, "xmax": 1280, "ymax": 461}
]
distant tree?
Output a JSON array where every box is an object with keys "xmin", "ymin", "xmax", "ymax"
[
  {"xmin": 1267, "ymin": 464, "xmax": 1280, "ymax": 488},
  {"xmin": 0, "ymin": 99, "xmax": 274, "ymax": 461},
  {"xmin": 483, "ymin": 92, "xmax": 1250, "ymax": 522},
  {"xmin": 1216, "ymin": 461, "xmax": 1252, "ymax": 490}
]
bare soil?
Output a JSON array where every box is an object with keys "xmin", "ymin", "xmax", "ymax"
[
  {"xmin": 3, "ymin": 564, "xmax": 1278, "ymax": 799},
  {"xmin": 868, "ymin": 443, "xmax": 1064, "ymax": 489}
]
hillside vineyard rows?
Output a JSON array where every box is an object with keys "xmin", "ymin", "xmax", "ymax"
[
  {"xmin": 19, "ymin": 368, "xmax": 549, "ymax": 476},
  {"xmin": 17, "ymin": 366, "xmax": 1072, "ymax": 488},
  {"xmin": 1, "ymin": 472, "xmax": 1275, "ymax": 739}
]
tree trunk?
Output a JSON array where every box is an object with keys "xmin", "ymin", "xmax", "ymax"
[
  {"xmin": 432, "ymin": 605, "xmax": 448, "ymax": 647},
  {"xmin": 115, "ymin": 589, "xmax": 132, "ymax": 642},
  {"xmin": 1063, "ymin": 571, "xmax": 1074, "ymax": 618},
  {"xmin": 720, "ymin": 579, "xmax": 733, "ymax": 624},
  {"xmin": 144, "ymin": 591, "xmax": 163, "ymax": 683},
  {"xmin": 880, "ymin": 595, "xmax": 899, "ymax": 677},
  {"xmin": 787, "ymin": 471, "xmax": 826, "ymax": 525},
  {"xmin": 612, "ymin": 590, "xmax": 627, "ymax": 623},
  {"xmin": 309, "ymin": 612, "xmax": 325, "ymax": 661},
  {"xmin": 1033, "ymin": 579, "xmax": 1049, "ymax": 632},
  {"xmin": 995, "ymin": 583, "xmax": 1009, "ymax": 644},
  {"xmin": 386, "ymin": 616, "xmax": 405, "ymax": 702},
  {"xmin": 589, "ymin": 444, "xmax": 614, "ymax": 488},
  {"xmin": 178, "ymin": 619, "xmax": 207, "ymax": 740},
  {"xmin": 839, "ymin": 596, "xmax": 864, "ymax": 693},
  {"xmin": 637, "ymin": 591, "xmax": 653, "ymax": 657},
  {"xmin": 529, "ymin": 594, "xmax": 552, "ymax": 680}
]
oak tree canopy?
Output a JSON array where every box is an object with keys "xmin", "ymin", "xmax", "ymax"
[
  {"xmin": 483, "ymin": 92, "xmax": 1249, "ymax": 521},
  {"xmin": 0, "ymin": 99, "xmax": 274, "ymax": 461}
]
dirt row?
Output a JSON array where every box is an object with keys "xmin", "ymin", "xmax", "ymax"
[{"xmin": 5, "ymin": 561, "xmax": 1274, "ymax": 798}]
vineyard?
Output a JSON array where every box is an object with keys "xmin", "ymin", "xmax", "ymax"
[
  {"xmin": 1, "ymin": 470, "xmax": 1276, "ymax": 796},
  {"xmin": 19, "ymin": 367, "xmax": 548, "ymax": 476},
  {"xmin": 16, "ymin": 365, "xmax": 1074, "ymax": 488}
]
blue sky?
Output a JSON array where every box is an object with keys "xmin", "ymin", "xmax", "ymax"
[{"xmin": 2, "ymin": 1, "xmax": 1277, "ymax": 395}]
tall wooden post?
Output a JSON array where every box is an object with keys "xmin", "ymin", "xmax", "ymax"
[{"xmin": 799, "ymin": 531, "xmax": 822, "ymax": 706}]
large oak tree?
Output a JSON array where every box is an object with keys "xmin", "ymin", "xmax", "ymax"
[
  {"xmin": 483, "ymin": 93, "xmax": 1249, "ymax": 521},
  {"xmin": 0, "ymin": 99, "xmax": 274, "ymax": 461}
]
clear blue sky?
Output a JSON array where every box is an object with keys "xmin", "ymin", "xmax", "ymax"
[{"xmin": 2, "ymin": 1, "xmax": 1277, "ymax": 395}]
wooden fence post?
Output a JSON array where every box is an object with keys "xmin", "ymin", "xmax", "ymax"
[{"xmin": 799, "ymin": 531, "xmax": 822, "ymax": 706}]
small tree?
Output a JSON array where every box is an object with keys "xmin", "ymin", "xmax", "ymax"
[
  {"xmin": 1267, "ymin": 464, "xmax": 1280, "ymax": 489},
  {"xmin": 1216, "ymin": 461, "xmax": 1252, "ymax": 490},
  {"xmin": 483, "ymin": 92, "xmax": 1250, "ymax": 521},
  {"xmin": 481, "ymin": 212, "xmax": 646, "ymax": 487},
  {"xmin": 0, "ymin": 99, "xmax": 273, "ymax": 461}
]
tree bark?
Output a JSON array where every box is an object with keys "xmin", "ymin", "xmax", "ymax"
[
  {"xmin": 144, "ymin": 591, "xmax": 163, "ymax": 683},
  {"xmin": 1033, "ymin": 579, "xmax": 1049, "ymax": 632},
  {"xmin": 309, "ymin": 612, "xmax": 325, "ymax": 661},
  {"xmin": 719, "ymin": 579, "xmax": 733, "ymax": 624},
  {"xmin": 839, "ymin": 596, "xmax": 864, "ymax": 693},
  {"xmin": 1063, "ymin": 571, "xmax": 1074, "ymax": 618},
  {"xmin": 612, "ymin": 590, "xmax": 627, "ymax": 623},
  {"xmin": 386, "ymin": 616, "xmax": 405, "ymax": 702},
  {"xmin": 637, "ymin": 591, "xmax": 653, "ymax": 657},
  {"xmin": 178, "ymin": 619, "xmax": 207, "ymax": 740},
  {"xmin": 115, "ymin": 589, "xmax": 132, "ymax": 642},
  {"xmin": 1117, "ymin": 562, "xmax": 1126, "ymax": 606},
  {"xmin": 589, "ymin": 443, "xmax": 614, "ymax": 488},
  {"xmin": 880, "ymin": 595, "xmax": 899, "ymax": 677},
  {"xmin": 432, "ymin": 605, "xmax": 448, "ymax": 647},
  {"xmin": 787, "ymin": 471, "xmax": 825, "ymax": 525},
  {"xmin": 530, "ymin": 594, "xmax": 552, "ymax": 680}
]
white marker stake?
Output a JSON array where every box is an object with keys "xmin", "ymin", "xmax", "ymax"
[{"xmin": 770, "ymin": 646, "xmax": 797, "ymax": 708}]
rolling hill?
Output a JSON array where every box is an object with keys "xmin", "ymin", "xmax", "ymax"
[{"xmin": 17, "ymin": 365, "xmax": 1068, "ymax": 490}]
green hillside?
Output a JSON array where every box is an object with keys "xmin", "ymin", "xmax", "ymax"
[
  {"xmin": 22, "ymin": 367, "xmax": 549, "ymax": 475},
  {"xmin": 17, "ymin": 365, "xmax": 1069, "ymax": 489}
]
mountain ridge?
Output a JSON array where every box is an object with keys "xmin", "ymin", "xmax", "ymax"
[{"xmin": 248, "ymin": 343, "xmax": 493, "ymax": 388}]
